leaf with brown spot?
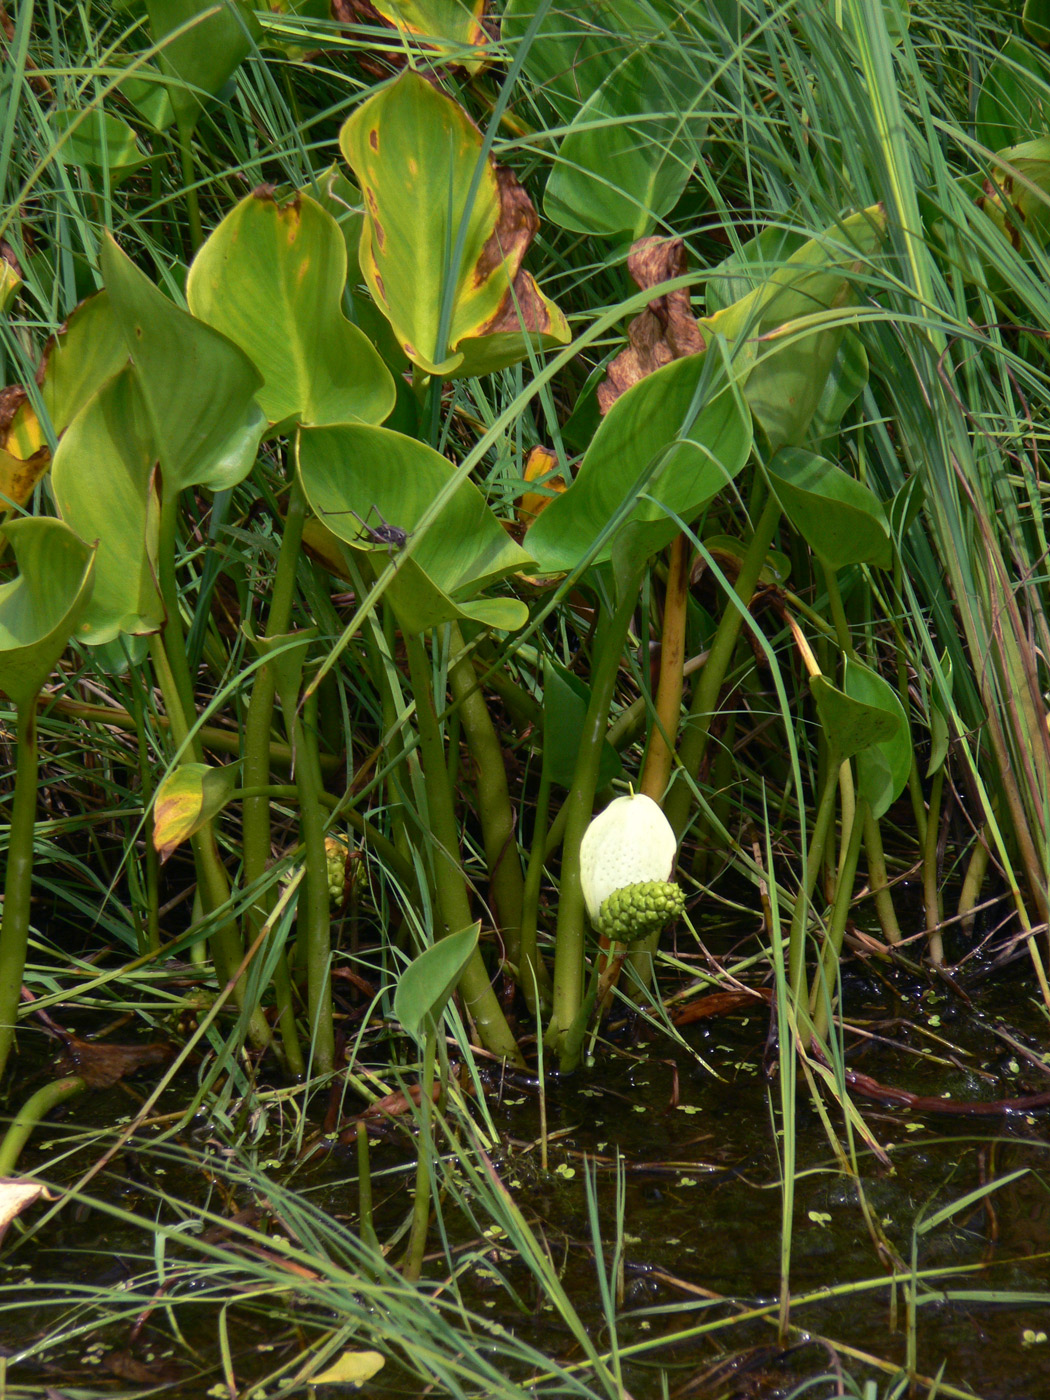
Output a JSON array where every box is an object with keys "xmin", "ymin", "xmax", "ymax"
[
  {"xmin": 332, "ymin": 0, "xmax": 491, "ymax": 75},
  {"xmin": 340, "ymin": 72, "xmax": 567, "ymax": 377},
  {"xmin": 187, "ymin": 188, "xmax": 394, "ymax": 427},
  {"xmin": 598, "ymin": 237, "xmax": 705, "ymax": 414}
]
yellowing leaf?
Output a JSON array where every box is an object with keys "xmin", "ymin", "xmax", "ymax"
[
  {"xmin": 309, "ymin": 1349, "xmax": 385, "ymax": 1387},
  {"xmin": 372, "ymin": 0, "xmax": 490, "ymax": 71},
  {"xmin": 516, "ymin": 446, "xmax": 566, "ymax": 526},
  {"xmin": 153, "ymin": 763, "xmax": 238, "ymax": 863}
]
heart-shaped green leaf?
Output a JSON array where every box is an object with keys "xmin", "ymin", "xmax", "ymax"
[
  {"xmin": 842, "ymin": 658, "xmax": 910, "ymax": 820},
  {"xmin": 544, "ymin": 64, "xmax": 705, "ymax": 237},
  {"xmin": 394, "ymin": 921, "xmax": 480, "ymax": 1041},
  {"xmin": 976, "ymin": 138, "xmax": 1050, "ymax": 251},
  {"xmin": 39, "ymin": 291, "xmax": 129, "ymax": 436},
  {"xmin": 372, "ymin": 0, "xmax": 490, "ymax": 68},
  {"xmin": 0, "ymin": 518, "xmax": 95, "ymax": 707},
  {"xmin": 51, "ymin": 368, "xmax": 165, "ymax": 645},
  {"xmin": 146, "ymin": 0, "xmax": 260, "ymax": 135},
  {"xmin": 51, "ymin": 109, "xmax": 148, "ymax": 185},
  {"xmin": 101, "ymin": 234, "xmax": 265, "ymax": 492},
  {"xmin": 153, "ymin": 761, "xmax": 239, "ymax": 862},
  {"xmin": 296, "ymin": 424, "xmax": 531, "ymax": 632},
  {"xmin": 339, "ymin": 71, "xmax": 567, "ymax": 376},
  {"xmin": 187, "ymin": 189, "xmax": 395, "ymax": 428},
  {"xmin": 505, "ymin": 0, "xmax": 708, "ymax": 237},
  {"xmin": 767, "ymin": 446, "xmax": 892, "ymax": 571},
  {"xmin": 809, "ymin": 672, "xmax": 902, "ymax": 767},
  {"xmin": 525, "ymin": 350, "xmax": 751, "ymax": 575},
  {"xmin": 700, "ymin": 209, "xmax": 886, "ymax": 451}
]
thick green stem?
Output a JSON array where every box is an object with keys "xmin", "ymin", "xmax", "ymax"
[
  {"xmin": 0, "ymin": 1075, "xmax": 86, "ymax": 1174},
  {"xmin": 924, "ymin": 766, "xmax": 946, "ymax": 964},
  {"xmin": 666, "ymin": 493, "xmax": 782, "ymax": 837},
  {"xmin": 518, "ymin": 767, "xmax": 554, "ymax": 1015},
  {"xmin": 864, "ymin": 804, "xmax": 903, "ymax": 946},
  {"xmin": 788, "ymin": 752, "xmax": 841, "ymax": 1004},
  {"xmin": 402, "ymin": 1029, "xmax": 436, "ymax": 1282},
  {"xmin": 548, "ymin": 577, "xmax": 642, "ymax": 1067},
  {"xmin": 405, "ymin": 634, "xmax": 522, "ymax": 1064},
  {"xmin": 178, "ymin": 124, "xmax": 203, "ymax": 254},
  {"xmin": 157, "ymin": 492, "xmax": 202, "ymax": 762},
  {"xmin": 811, "ymin": 797, "xmax": 868, "ymax": 1041},
  {"xmin": 822, "ymin": 562, "xmax": 853, "ymax": 657},
  {"xmin": 149, "ymin": 635, "xmax": 270, "ymax": 1049},
  {"xmin": 449, "ymin": 625, "xmax": 525, "ymax": 969},
  {"xmin": 293, "ymin": 690, "xmax": 335, "ymax": 1076},
  {"xmin": 0, "ymin": 703, "xmax": 39, "ymax": 1083},
  {"xmin": 242, "ymin": 478, "xmax": 309, "ymax": 1076},
  {"xmin": 958, "ymin": 829, "xmax": 990, "ymax": 937},
  {"xmin": 356, "ymin": 1121, "xmax": 381, "ymax": 1262},
  {"xmin": 129, "ymin": 687, "xmax": 161, "ymax": 954}
]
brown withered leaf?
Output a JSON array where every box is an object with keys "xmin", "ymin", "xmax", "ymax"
[
  {"xmin": 55, "ymin": 1034, "xmax": 177, "ymax": 1089},
  {"xmin": 474, "ymin": 166, "xmax": 563, "ymax": 341},
  {"xmin": 0, "ymin": 386, "xmax": 27, "ymax": 438},
  {"xmin": 0, "ymin": 1179, "xmax": 54, "ymax": 1244},
  {"xmin": 598, "ymin": 237, "xmax": 705, "ymax": 415},
  {"xmin": 476, "ymin": 166, "xmax": 537, "ymax": 288},
  {"xmin": 1, "ymin": 240, "xmax": 23, "ymax": 283},
  {"xmin": 0, "ymin": 4, "xmax": 52, "ymax": 97}
]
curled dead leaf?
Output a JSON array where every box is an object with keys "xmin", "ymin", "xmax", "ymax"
[
  {"xmin": 0, "ymin": 1178, "xmax": 54, "ymax": 1244},
  {"xmin": 598, "ymin": 237, "xmax": 705, "ymax": 415}
]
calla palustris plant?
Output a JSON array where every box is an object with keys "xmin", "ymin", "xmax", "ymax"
[{"xmin": 0, "ymin": 517, "xmax": 95, "ymax": 1083}]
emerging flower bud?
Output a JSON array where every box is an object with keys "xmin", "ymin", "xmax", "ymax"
[{"xmin": 579, "ymin": 793, "xmax": 681, "ymax": 939}]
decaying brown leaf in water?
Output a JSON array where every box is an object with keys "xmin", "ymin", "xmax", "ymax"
[
  {"xmin": 55, "ymin": 1033, "xmax": 176, "ymax": 1089},
  {"xmin": 598, "ymin": 237, "xmax": 705, "ymax": 415}
]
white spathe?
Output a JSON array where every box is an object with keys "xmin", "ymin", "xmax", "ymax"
[{"xmin": 579, "ymin": 793, "xmax": 677, "ymax": 924}]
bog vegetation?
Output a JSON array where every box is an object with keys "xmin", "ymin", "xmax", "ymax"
[{"xmin": 1, "ymin": 0, "xmax": 1050, "ymax": 1395}]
